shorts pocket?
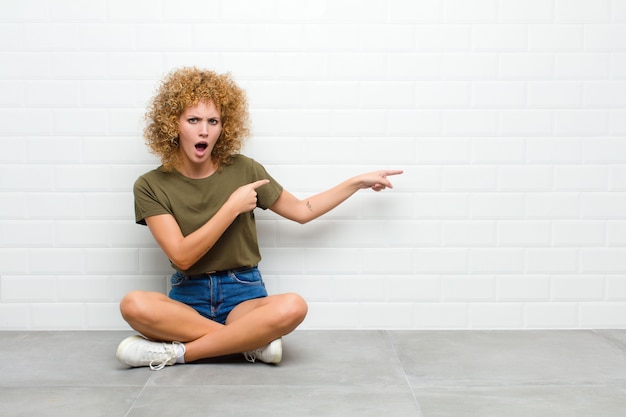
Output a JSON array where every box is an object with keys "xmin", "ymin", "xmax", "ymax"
[{"xmin": 230, "ymin": 267, "xmax": 263, "ymax": 285}]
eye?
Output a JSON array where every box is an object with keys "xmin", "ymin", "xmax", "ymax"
[
  {"xmin": 208, "ymin": 118, "xmax": 220, "ymax": 125},
  {"xmin": 187, "ymin": 117, "xmax": 198, "ymax": 123}
]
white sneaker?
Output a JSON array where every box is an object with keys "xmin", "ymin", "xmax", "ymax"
[
  {"xmin": 243, "ymin": 338, "xmax": 283, "ymax": 364},
  {"xmin": 116, "ymin": 335, "xmax": 183, "ymax": 371}
]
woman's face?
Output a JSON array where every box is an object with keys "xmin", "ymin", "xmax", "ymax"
[{"xmin": 177, "ymin": 100, "xmax": 222, "ymax": 173}]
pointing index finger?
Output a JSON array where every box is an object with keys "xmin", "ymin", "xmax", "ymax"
[
  {"xmin": 251, "ymin": 179, "xmax": 270, "ymax": 189},
  {"xmin": 384, "ymin": 170, "xmax": 404, "ymax": 177}
]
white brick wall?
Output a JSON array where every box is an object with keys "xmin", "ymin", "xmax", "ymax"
[{"xmin": 1, "ymin": 0, "xmax": 626, "ymax": 330}]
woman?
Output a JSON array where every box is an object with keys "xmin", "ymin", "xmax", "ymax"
[{"xmin": 116, "ymin": 67, "xmax": 402, "ymax": 370}]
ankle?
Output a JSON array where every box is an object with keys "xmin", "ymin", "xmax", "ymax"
[{"xmin": 175, "ymin": 343, "xmax": 186, "ymax": 364}]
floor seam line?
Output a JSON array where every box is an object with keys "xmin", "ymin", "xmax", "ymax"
[
  {"xmin": 386, "ymin": 330, "xmax": 424, "ymax": 416},
  {"xmin": 123, "ymin": 375, "xmax": 152, "ymax": 417}
]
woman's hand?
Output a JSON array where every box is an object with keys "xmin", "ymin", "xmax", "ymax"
[
  {"xmin": 356, "ymin": 170, "xmax": 404, "ymax": 192},
  {"xmin": 225, "ymin": 179, "xmax": 270, "ymax": 214}
]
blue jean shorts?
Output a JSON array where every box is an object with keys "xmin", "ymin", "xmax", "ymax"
[{"xmin": 168, "ymin": 266, "xmax": 268, "ymax": 325}]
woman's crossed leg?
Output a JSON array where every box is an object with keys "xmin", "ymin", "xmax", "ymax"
[{"xmin": 116, "ymin": 290, "xmax": 307, "ymax": 369}]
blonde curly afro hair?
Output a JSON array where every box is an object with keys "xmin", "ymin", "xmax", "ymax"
[{"xmin": 144, "ymin": 67, "xmax": 250, "ymax": 171}]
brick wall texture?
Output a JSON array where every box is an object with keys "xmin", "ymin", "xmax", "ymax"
[{"xmin": 2, "ymin": 0, "xmax": 626, "ymax": 329}]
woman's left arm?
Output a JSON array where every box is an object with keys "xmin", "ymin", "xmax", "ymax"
[{"xmin": 269, "ymin": 169, "xmax": 403, "ymax": 224}]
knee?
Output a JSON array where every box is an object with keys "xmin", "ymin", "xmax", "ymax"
[
  {"xmin": 278, "ymin": 293, "xmax": 308, "ymax": 328},
  {"xmin": 119, "ymin": 291, "xmax": 152, "ymax": 324}
]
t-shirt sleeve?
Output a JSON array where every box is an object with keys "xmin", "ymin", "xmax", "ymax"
[
  {"xmin": 133, "ymin": 175, "xmax": 172, "ymax": 225},
  {"xmin": 250, "ymin": 159, "xmax": 283, "ymax": 210}
]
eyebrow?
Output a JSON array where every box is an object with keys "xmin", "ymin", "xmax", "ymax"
[{"xmin": 184, "ymin": 113, "xmax": 220, "ymax": 119}]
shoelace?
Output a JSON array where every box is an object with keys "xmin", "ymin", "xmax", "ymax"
[
  {"xmin": 243, "ymin": 349, "xmax": 259, "ymax": 363},
  {"xmin": 148, "ymin": 342, "xmax": 179, "ymax": 371}
]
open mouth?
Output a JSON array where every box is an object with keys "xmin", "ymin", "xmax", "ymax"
[{"xmin": 195, "ymin": 142, "xmax": 208, "ymax": 151}]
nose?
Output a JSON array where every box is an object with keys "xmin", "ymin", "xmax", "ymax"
[{"xmin": 199, "ymin": 122, "xmax": 209, "ymax": 136}]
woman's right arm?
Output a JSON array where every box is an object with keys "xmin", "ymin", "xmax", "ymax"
[{"xmin": 145, "ymin": 179, "xmax": 269, "ymax": 271}]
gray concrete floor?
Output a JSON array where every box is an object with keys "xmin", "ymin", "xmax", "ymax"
[{"xmin": 1, "ymin": 330, "xmax": 626, "ymax": 416}]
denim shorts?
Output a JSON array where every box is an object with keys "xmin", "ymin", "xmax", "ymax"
[{"xmin": 168, "ymin": 266, "xmax": 268, "ymax": 325}]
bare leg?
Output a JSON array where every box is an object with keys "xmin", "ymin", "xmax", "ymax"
[
  {"xmin": 119, "ymin": 291, "xmax": 222, "ymax": 341},
  {"xmin": 183, "ymin": 292, "xmax": 307, "ymax": 362},
  {"xmin": 119, "ymin": 290, "xmax": 307, "ymax": 363}
]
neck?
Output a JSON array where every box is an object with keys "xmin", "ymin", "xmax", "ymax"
[{"xmin": 178, "ymin": 160, "xmax": 218, "ymax": 179}]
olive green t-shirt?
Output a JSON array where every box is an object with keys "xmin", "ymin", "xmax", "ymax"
[{"xmin": 134, "ymin": 154, "xmax": 283, "ymax": 275}]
